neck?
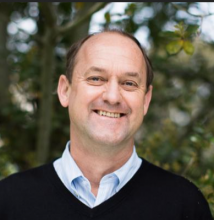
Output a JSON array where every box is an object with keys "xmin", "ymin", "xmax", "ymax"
[{"xmin": 70, "ymin": 136, "xmax": 134, "ymax": 196}]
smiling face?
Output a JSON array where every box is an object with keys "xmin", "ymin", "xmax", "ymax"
[{"xmin": 58, "ymin": 32, "xmax": 152, "ymax": 149}]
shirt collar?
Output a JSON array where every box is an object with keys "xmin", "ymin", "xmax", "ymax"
[
  {"xmin": 113, "ymin": 147, "xmax": 142, "ymax": 192},
  {"xmin": 61, "ymin": 141, "xmax": 142, "ymax": 191},
  {"xmin": 61, "ymin": 141, "xmax": 84, "ymax": 184}
]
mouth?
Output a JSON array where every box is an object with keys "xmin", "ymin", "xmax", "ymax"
[{"xmin": 94, "ymin": 110, "xmax": 126, "ymax": 118}]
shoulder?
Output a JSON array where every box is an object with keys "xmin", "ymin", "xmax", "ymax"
[
  {"xmin": 141, "ymin": 159, "xmax": 204, "ymax": 197},
  {"xmin": 0, "ymin": 163, "xmax": 58, "ymax": 218},
  {"xmin": 0, "ymin": 163, "xmax": 51, "ymax": 185},
  {"xmin": 0, "ymin": 163, "xmax": 53, "ymax": 200},
  {"xmin": 138, "ymin": 159, "xmax": 212, "ymax": 218}
]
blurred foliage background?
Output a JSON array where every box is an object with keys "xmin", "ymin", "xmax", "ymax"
[{"xmin": 0, "ymin": 2, "xmax": 213, "ymax": 216}]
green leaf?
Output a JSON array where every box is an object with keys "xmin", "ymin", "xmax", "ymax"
[
  {"xmin": 104, "ymin": 12, "xmax": 111, "ymax": 23},
  {"xmin": 125, "ymin": 3, "xmax": 136, "ymax": 16},
  {"xmin": 186, "ymin": 24, "xmax": 199, "ymax": 35},
  {"xmin": 159, "ymin": 31, "xmax": 180, "ymax": 39},
  {"xmin": 184, "ymin": 24, "xmax": 199, "ymax": 38},
  {"xmin": 174, "ymin": 22, "xmax": 185, "ymax": 32},
  {"xmin": 183, "ymin": 41, "xmax": 194, "ymax": 55},
  {"xmin": 166, "ymin": 40, "xmax": 183, "ymax": 55},
  {"xmin": 75, "ymin": 2, "xmax": 84, "ymax": 10},
  {"xmin": 210, "ymin": 137, "xmax": 214, "ymax": 144}
]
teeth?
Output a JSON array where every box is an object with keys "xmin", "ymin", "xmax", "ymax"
[{"xmin": 97, "ymin": 111, "xmax": 121, "ymax": 118}]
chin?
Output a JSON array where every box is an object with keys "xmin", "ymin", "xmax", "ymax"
[{"xmin": 91, "ymin": 133, "xmax": 128, "ymax": 147}]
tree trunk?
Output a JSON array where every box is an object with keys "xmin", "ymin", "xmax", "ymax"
[
  {"xmin": 70, "ymin": 2, "xmax": 94, "ymax": 41},
  {"xmin": 36, "ymin": 30, "xmax": 55, "ymax": 165},
  {"xmin": 0, "ymin": 6, "xmax": 10, "ymax": 109}
]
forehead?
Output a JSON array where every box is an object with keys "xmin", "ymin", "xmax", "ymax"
[{"xmin": 75, "ymin": 32, "xmax": 146, "ymax": 72}]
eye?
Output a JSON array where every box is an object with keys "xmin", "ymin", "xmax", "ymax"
[
  {"xmin": 122, "ymin": 81, "xmax": 138, "ymax": 90},
  {"xmin": 87, "ymin": 76, "xmax": 105, "ymax": 85},
  {"xmin": 124, "ymin": 81, "xmax": 136, "ymax": 86}
]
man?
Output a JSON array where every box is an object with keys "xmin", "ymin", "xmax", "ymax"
[{"xmin": 0, "ymin": 29, "xmax": 212, "ymax": 220}]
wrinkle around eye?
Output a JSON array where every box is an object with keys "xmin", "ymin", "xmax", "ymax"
[
  {"xmin": 121, "ymin": 80, "xmax": 139, "ymax": 91},
  {"xmin": 124, "ymin": 81, "xmax": 138, "ymax": 87},
  {"xmin": 86, "ymin": 76, "xmax": 106, "ymax": 86}
]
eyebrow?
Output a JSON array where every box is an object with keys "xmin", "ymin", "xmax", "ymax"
[
  {"xmin": 84, "ymin": 66, "xmax": 106, "ymax": 76},
  {"xmin": 124, "ymin": 72, "xmax": 140, "ymax": 78},
  {"xmin": 85, "ymin": 66, "xmax": 141, "ymax": 79}
]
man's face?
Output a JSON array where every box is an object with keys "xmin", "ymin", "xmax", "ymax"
[{"xmin": 58, "ymin": 33, "xmax": 152, "ymax": 147}]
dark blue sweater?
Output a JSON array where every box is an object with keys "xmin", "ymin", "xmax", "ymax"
[{"xmin": 0, "ymin": 159, "xmax": 213, "ymax": 220}]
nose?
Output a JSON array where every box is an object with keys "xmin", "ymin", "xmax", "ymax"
[{"xmin": 102, "ymin": 80, "xmax": 121, "ymax": 105}]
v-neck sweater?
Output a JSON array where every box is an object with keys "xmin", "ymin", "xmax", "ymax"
[
  {"xmin": 53, "ymin": 142, "xmax": 142, "ymax": 208},
  {"xmin": 0, "ymin": 159, "xmax": 212, "ymax": 220}
]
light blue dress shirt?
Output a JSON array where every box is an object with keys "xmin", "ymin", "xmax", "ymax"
[{"xmin": 54, "ymin": 141, "xmax": 142, "ymax": 208}]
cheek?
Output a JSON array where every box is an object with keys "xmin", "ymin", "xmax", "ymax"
[
  {"xmin": 125, "ymin": 93, "xmax": 145, "ymax": 114},
  {"xmin": 82, "ymin": 84, "xmax": 105, "ymax": 102},
  {"xmin": 129, "ymin": 96, "xmax": 145, "ymax": 129},
  {"xmin": 71, "ymin": 85, "xmax": 104, "ymax": 109},
  {"xmin": 84, "ymin": 86, "xmax": 102, "ymax": 97}
]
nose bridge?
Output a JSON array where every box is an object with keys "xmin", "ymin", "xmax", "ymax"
[{"xmin": 103, "ymin": 78, "xmax": 121, "ymax": 105}]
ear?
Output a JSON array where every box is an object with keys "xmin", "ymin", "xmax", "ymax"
[
  {"xmin": 57, "ymin": 75, "xmax": 70, "ymax": 107},
  {"xmin": 143, "ymin": 85, "xmax": 153, "ymax": 116}
]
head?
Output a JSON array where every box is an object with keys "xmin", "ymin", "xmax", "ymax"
[
  {"xmin": 66, "ymin": 29, "xmax": 153, "ymax": 91},
  {"xmin": 57, "ymin": 29, "xmax": 153, "ymax": 151}
]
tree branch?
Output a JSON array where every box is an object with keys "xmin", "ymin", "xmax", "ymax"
[
  {"xmin": 181, "ymin": 156, "xmax": 195, "ymax": 176},
  {"xmin": 39, "ymin": 3, "xmax": 57, "ymax": 28},
  {"xmin": 57, "ymin": 2, "xmax": 109, "ymax": 36}
]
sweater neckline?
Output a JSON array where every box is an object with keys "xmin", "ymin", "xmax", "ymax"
[{"xmin": 45, "ymin": 158, "xmax": 149, "ymax": 218}]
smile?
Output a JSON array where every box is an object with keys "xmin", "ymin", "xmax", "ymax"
[{"xmin": 95, "ymin": 110, "xmax": 124, "ymax": 118}]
